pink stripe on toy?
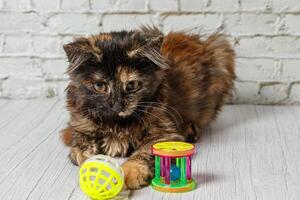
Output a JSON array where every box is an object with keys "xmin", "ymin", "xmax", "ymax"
[
  {"xmin": 161, "ymin": 157, "xmax": 165, "ymax": 177},
  {"xmin": 187, "ymin": 156, "xmax": 191, "ymax": 180},
  {"xmin": 165, "ymin": 157, "xmax": 171, "ymax": 184}
]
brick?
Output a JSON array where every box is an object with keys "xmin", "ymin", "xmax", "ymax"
[
  {"xmin": 235, "ymin": 37, "xmax": 264, "ymax": 57},
  {"xmin": 234, "ymin": 81, "xmax": 260, "ymax": 103},
  {"xmin": 269, "ymin": 37, "xmax": 300, "ymax": 56},
  {"xmin": 0, "ymin": 74, "xmax": 6, "ymax": 80},
  {"xmin": 180, "ymin": 0, "xmax": 208, "ymax": 11},
  {"xmin": 2, "ymin": 75, "xmax": 47, "ymax": 99},
  {"xmin": 31, "ymin": 0, "xmax": 58, "ymax": 11},
  {"xmin": 240, "ymin": 0, "xmax": 271, "ymax": 11},
  {"xmin": 0, "ymin": 13, "xmax": 43, "ymax": 32},
  {"xmin": 32, "ymin": 36, "xmax": 59, "ymax": 55},
  {"xmin": 163, "ymin": 14, "xmax": 221, "ymax": 33},
  {"xmin": 0, "ymin": 80, "xmax": 2, "ymax": 95},
  {"xmin": 150, "ymin": 0, "xmax": 178, "ymax": 11},
  {"xmin": 117, "ymin": 0, "xmax": 146, "ymax": 11},
  {"xmin": 236, "ymin": 36, "xmax": 300, "ymax": 57},
  {"xmin": 285, "ymin": 15, "xmax": 300, "ymax": 34},
  {"xmin": 42, "ymin": 59, "xmax": 68, "ymax": 80},
  {"xmin": 90, "ymin": 0, "xmax": 117, "ymax": 11},
  {"xmin": 281, "ymin": 60, "xmax": 300, "ymax": 80},
  {"xmin": 236, "ymin": 58, "xmax": 280, "ymax": 81},
  {"xmin": 47, "ymin": 14, "xmax": 101, "ymax": 34},
  {"xmin": 0, "ymin": 80, "xmax": 2, "ymax": 97},
  {"xmin": 224, "ymin": 14, "xmax": 277, "ymax": 35},
  {"xmin": 0, "ymin": 0, "xmax": 31, "ymax": 10},
  {"xmin": 61, "ymin": 0, "xmax": 90, "ymax": 10},
  {"xmin": 180, "ymin": 0, "xmax": 239, "ymax": 11},
  {"xmin": 46, "ymin": 81, "xmax": 68, "ymax": 98},
  {"xmin": 258, "ymin": 83, "xmax": 288, "ymax": 104},
  {"xmin": 102, "ymin": 14, "xmax": 154, "ymax": 31},
  {"xmin": 235, "ymin": 37, "xmax": 268, "ymax": 57},
  {"xmin": 0, "ymin": 58, "xmax": 42, "ymax": 76},
  {"xmin": 273, "ymin": 0, "xmax": 300, "ymax": 12},
  {"xmin": 289, "ymin": 83, "xmax": 300, "ymax": 102},
  {"xmin": 0, "ymin": 34, "xmax": 3, "ymax": 52},
  {"xmin": 4, "ymin": 35, "xmax": 31, "ymax": 53},
  {"xmin": 208, "ymin": 0, "xmax": 239, "ymax": 11}
]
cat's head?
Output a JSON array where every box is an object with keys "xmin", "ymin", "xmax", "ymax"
[{"xmin": 63, "ymin": 27, "xmax": 167, "ymax": 120}]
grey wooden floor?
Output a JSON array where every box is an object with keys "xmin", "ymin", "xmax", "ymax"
[{"xmin": 0, "ymin": 99, "xmax": 299, "ymax": 200}]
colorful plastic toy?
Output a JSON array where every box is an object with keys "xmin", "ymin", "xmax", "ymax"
[
  {"xmin": 151, "ymin": 141, "xmax": 196, "ymax": 193},
  {"xmin": 79, "ymin": 155, "xmax": 124, "ymax": 200}
]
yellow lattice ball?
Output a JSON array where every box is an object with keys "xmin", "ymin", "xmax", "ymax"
[{"xmin": 79, "ymin": 155, "xmax": 124, "ymax": 200}]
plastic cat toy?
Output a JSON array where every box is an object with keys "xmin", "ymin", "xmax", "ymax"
[
  {"xmin": 79, "ymin": 155, "xmax": 124, "ymax": 200},
  {"xmin": 78, "ymin": 142, "xmax": 196, "ymax": 199},
  {"xmin": 151, "ymin": 141, "xmax": 196, "ymax": 193}
]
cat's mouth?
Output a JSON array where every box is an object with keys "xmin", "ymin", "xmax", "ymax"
[
  {"xmin": 118, "ymin": 110, "xmax": 133, "ymax": 117},
  {"xmin": 118, "ymin": 106, "xmax": 137, "ymax": 117}
]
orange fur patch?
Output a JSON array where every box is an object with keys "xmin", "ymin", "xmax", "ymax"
[
  {"xmin": 122, "ymin": 160, "xmax": 150, "ymax": 190},
  {"xmin": 117, "ymin": 66, "xmax": 139, "ymax": 83},
  {"xmin": 60, "ymin": 128, "xmax": 73, "ymax": 146}
]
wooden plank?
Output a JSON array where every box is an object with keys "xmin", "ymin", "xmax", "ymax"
[
  {"xmin": 0, "ymin": 99, "xmax": 59, "ymax": 154},
  {"xmin": 0, "ymin": 100, "xmax": 30, "ymax": 131},
  {"xmin": 271, "ymin": 106, "xmax": 300, "ymax": 200},
  {"xmin": 0, "ymin": 99, "xmax": 9, "ymax": 111}
]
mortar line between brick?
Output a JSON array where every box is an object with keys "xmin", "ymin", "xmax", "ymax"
[{"xmin": 1, "ymin": 10, "xmax": 300, "ymax": 15}]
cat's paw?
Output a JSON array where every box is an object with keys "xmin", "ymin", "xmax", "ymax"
[
  {"xmin": 121, "ymin": 160, "xmax": 152, "ymax": 190},
  {"xmin": 69, "ymin": 147, "xmax": 95, "ymax": 166}
]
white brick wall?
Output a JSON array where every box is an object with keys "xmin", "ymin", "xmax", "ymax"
[{"xmin": 0, "ymin": 0, "xmax": 299, "ymax": 104}]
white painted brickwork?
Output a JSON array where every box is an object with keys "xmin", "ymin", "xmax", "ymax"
[{"xmin": 0, "ymin": 0, "xmax": 299, "ymax": 104}]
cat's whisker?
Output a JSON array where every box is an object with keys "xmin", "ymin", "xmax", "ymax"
[
  {"xmin": 132, "ymin": 111, "xmax": 147, "ymax": 129},
  {"xmin": 138, "ymin": 101, "xmax": 184, "ymax": 123},
  {"xmin": 136, "ymin": 104, "xmax": 180, "ymax": 129},
  {"xmin": 142, "ymin": 102, "xmax": 183, "ymax": 122},
  {"xmin": 135, "ymin": 108, "xmax": 170, "ymax": 126},
  {"xmin": 137, "ymin": 103, "xmax": 180, "ymax": 122},
  {"xmin": 137, "ymin": 102, "xmax": 183, "ymax": 129}
]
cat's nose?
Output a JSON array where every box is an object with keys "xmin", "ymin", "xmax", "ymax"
[{"xmin": 112, "ymin": 103, "xmax": 122, "ymax": 113}]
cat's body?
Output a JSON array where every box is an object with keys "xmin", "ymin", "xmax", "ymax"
[{"xmin": 61, "ymin": 27, "xmax": 235, "ymax": 189}]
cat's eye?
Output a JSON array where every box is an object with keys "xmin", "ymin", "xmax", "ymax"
[
  {"xmin": 93, "ymin": 82, "xmax": 107, "ymax": 93},
  {"xmin": 126, "ymin": 81, "xmax": 141, "ymax": 92},
  {"xmin": 127, "ymin": 96, "xmax": 135, "ymax": 102}
]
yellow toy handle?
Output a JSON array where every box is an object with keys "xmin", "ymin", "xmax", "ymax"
[{"xmin": 152, "ymin": 141, "xmax": 195, "ymax": 157}]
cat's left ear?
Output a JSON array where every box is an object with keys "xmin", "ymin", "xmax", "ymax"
[
  {"xmin": 140, "ymin": 36, "xmax": 169, "ymax": 69},
  {"xmin": 129, "ymin": 26, "xmax": 169, "ymax": 69}
]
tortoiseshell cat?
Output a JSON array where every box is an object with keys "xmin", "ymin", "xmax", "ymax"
[{"xmin": 61, "ymin": 26, "xmax": 235, "ymax": 189}]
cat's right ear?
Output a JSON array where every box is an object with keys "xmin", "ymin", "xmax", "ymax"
[
  {"xmin": 63, "ymin": 38, "xmax": 101, "ymax": 73},
  {"xmin": 63, "ymin": 39, "xmax": 90, "ymax": 73}
]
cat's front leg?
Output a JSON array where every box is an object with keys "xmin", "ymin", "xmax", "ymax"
[
  {"xmin": 122, "ymin": 133, "xmax": 185, "ymax": 190},
  {"xmin": 69, "ymin": 145, "xmax": 97, "ymax": 166},
  {"xmin": 61, "ymin": 127, "xmax": 100, "ymax": 166}
]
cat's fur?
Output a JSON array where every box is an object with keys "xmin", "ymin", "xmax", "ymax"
[{"xmin": 61, "ymin": 26, "xmax": 235, "ymax": 189}]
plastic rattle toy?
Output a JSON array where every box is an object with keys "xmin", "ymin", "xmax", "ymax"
[
  {"xmin": 79, "ymin": 155, "xmax": 124, "ymax": 200},
  {"xmin": 151, "ymin": 141, "xmax": 196, "ymax": 193}
]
